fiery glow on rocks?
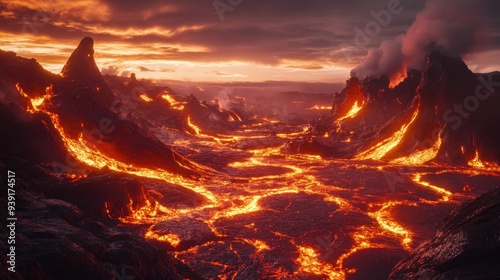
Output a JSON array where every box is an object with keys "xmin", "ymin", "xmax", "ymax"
[
  {"xmin": 16, "ymin": 83, "xmax": 53, "ymax": 113},
  {"xmin": 389, "ymin": 70, "xmax": 408, "ymax": 89},
  {"xmin": 468, "ymin": 150, "xmax": 500, "ymax": 172}
]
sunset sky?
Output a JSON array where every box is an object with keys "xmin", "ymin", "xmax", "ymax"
[{"xmin": 1, "ymin": 0, "xmax": 499, "ymax": 85}]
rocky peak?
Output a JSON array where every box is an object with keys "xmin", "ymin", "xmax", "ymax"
[{"xmin": 61, "ymin": 37, "xmax": 107, "ymax": 89}]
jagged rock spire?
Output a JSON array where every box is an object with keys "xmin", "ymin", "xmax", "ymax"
[{"xmin": 61, "ymin": 37, "xmax": 106, "ymax": 88}]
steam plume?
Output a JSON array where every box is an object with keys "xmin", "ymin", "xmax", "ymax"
[{"xmin": 352, "ymin": 0, "xmax": 486, "ymax": 85}]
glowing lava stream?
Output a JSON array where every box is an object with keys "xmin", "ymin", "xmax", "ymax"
[
  {"xmin": 336, "ymin": 100, "xmax": 364, "ymax": 123},
  {"xmin": 468, "ymin": 150, "xmax": 500, "ymax": 172},
  {"xmin": 390, "ymin": 131, "xmax": 443, "ymax": 165},
  {"xmin": 355, "ymin": 105, "xmax": 419, "ymax": 161},
  {"xmin": 18, "ymin": 84, "xmax": 500, "ymax": 279},
  {"xmin": 368, "ymin": 201, "xmax": 415, "ymax": 251},
  {"xmin": 18, "ymin": 84, "xmax": 218, "ymax": 204},
  {"xmin": 412, "ymin": 173, "xmax": 453, "ymax": 202}
]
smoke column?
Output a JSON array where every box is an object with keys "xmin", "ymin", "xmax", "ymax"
[{"xmin": 352, "ymin": 0, "xmax": 487, "ymax": 86}]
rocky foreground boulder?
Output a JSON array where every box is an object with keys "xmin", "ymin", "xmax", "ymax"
[{"xmin": 389, "ymin": 186, "xmax": 500, "ymax": 280}]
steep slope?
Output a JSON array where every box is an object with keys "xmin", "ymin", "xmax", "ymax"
[
  {"xmin": 291, "ymin": 52, "xmax": 500, "ymax": 166},
  {"xmin": 3, "ymin": 37, "xmax": 202, "ymax": 178},
  {"xmin": 389, "ymin": 187, "xmax": 500, "ymax": 280}
]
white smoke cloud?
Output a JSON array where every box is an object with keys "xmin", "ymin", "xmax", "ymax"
[
  {"xmin": 352, "ymin": 0, "xmax": 487, "ymax": 81},
  {"xmin": 215, "ymin": 87, "xmax": 233, "ymax": 109}
]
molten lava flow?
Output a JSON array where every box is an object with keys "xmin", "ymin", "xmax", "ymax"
[
  {"xmin": 17, "ymin": 84, "xmax": 218, "ymax": 205},
  {"xmin": 16, "ymin": 83, "xmax": 52, "ymax": 113},
  {"xmin": 356, "ymin": 106, "xmax": 419, "ymax": 161},
  {"xmin": 187, "ymin": 115, "xmax": 202, "ymax": 136},
  {"xmin": 139, "ymin": 94, "xmax": 153, "ymax": 102},
  {"xmin": 15, "ymin": 82, "xmax": 500, "ymax": 279},
  {"xmin": 161, "ymin": 93, "xmax": 186, "ymax": 110},
  {"xmin": 240, "ymin": 239, "xmax": 270, "ymax": 253},
  {"xmin": 295, "ymin": 246, "xmax": 344, "ymax": 279},
  {"xmin": 228, "ymin": 111, "xmax": 242, "ymax": 122},
  {"xmin": 336, "ymin": 100, "xmax": 363, "ymax": 123},
  {"xmin": 307, "ymin": 105, "xmax": 332, "ymax": 110},
  {"xmin": 412, "ymin": 173, "xmax": 453, "ymax": 202},
  {"xmin": 390, "ymin": 132, "xmax": 443, "ymax": 165},
  {"xmin": 368, "ymin": 201, "xmax": 415, "ymax": 251},
  {"xmin": 468, "ymin": 150, "xmax": 500, "ymax": 172},
  {"xmin": 145, "ymin": 227, "xmax": 181, "ymax": 247},
  {"xmin": 276, "ymin": 126, "xmax": 309, "ymax": 138}
]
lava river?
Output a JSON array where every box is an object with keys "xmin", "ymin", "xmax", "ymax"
[
  {"xmin": 118, "ymin": 120, "xmax": 499, "ymax": 280},
  {"xmin": 19, "ymin": 85, "xmax": 500, "ymax": 279}
]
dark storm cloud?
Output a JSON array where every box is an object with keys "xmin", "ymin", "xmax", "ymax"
[{"xmin": 0, "ymin": 0, "xmax": 498, "ymax": 68}]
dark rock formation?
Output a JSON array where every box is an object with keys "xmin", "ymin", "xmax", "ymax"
[
  {"xmin": 0, "ymin": 158, "xmax": 202, "ymax": 280},
  {"xmin": 0, "ymin": 38, "xmax": 210, "ymax": 279},
  {"xmin": 0, "ymin": 39, "xmax": 201, "ymax": 178},
  {"xmin": 389, "ymin": 186, "xmax": 500, "ymax": 279},
  {"xmin": 61, "ymin": 38, "xmax": 109, "ymax": 92},
  {"xmin": 290, "ymin": 51, "xmax": 500, "ymax": 165}
]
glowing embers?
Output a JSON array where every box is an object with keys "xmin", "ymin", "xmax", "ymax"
[
  {"xmin": 355, "ymin": 107, "xmax": 419, "ymax": 161},
  {"xmin": 161, "ymin": 92, "xmax": 186, "ymax": 110},
  {"xmin": 390, "ymin": 131, "xmax": 443, "ymax": 165},
  {"xmin": 412, "ymin": 173, "xmax": 453, "ymax": 202},
  {"xmin": 367, "ymin": 201, "xmax": 415, "ymax": 251}
]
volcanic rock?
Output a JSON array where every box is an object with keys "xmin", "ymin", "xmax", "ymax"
[
  {"xmin": 292, "ymin": 51, "xmax": 500, "ymax": 166},
  {"xmin": 61, "ymin": 37, "xmax": 108, "ymax": 92},
  {"xmin": 0, "ymin": 159, "xmax": 202, "ymax": 280},
  {"xmin": 388, "ymin": 186, "xmax": 500, "ymax": 279}
]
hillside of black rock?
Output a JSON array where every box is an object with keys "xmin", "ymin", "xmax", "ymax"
[
  {"xmin": 290, "ymin": 52, "xmax": 500, "ymax": 165},
  {"xmin": 389, "ymin": 186, "xmax": 500, "ymax": 280}
]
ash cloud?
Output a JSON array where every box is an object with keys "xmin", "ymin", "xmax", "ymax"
[{"xmin": 352, "ymin": 0, "xmax": 487, "ymax": 80}]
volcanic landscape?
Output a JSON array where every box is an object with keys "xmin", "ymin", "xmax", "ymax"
[{"xmin": 1, "ymin": 34, "xmax": 499, "ymax": 280}]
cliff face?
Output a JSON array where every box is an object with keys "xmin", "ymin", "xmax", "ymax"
[{"xmin": 389, "ymin": 186, "xmax": 500, "ymax": 280}]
